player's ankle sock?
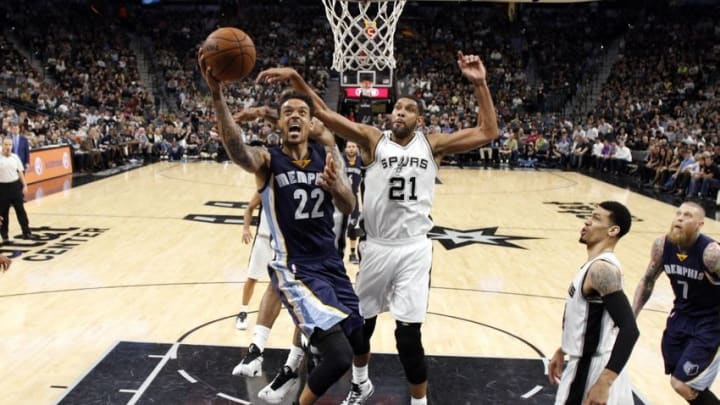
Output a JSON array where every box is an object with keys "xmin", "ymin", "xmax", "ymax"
[
  {"xmin": 410, "ymin": 396, "xmax": 427, "ymax": 405},
  {"xmin": 239, "ymin": 304, "xmax": 248, "ymax": 313},
  {"xmin": 285, "ymin": 345, "xmax": 305, "ymax": 372},
  {"xmin": 690, "ymin": 389, "xmax": 720, "ymax": 405},
  {"xmin": 252, "ymin": 325, "xmax": 271, "ymax": 352},
  {"xmin": 352, "ymin": 364, "xmax": 368, "ymax": 384}
]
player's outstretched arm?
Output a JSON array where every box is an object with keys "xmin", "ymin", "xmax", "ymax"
[
  {"xmin": 427, "ymin": 52, "xmax": 499, "ymax": 159},
  {"xmin": 256, "ymin": 67, "xmax": 381, "ymax": 152},
  {"xmin": 233, "ymin": 106, "xmax": 279, "ymax": 126},
  {"xmin": 585, "ymin": 261, "xmax": 639, "ymax": 405},
  {"xmin": 632, "ymin": 236, "xmax": 665, "ymax": 317},
  {"xmin": 198, "ymin": 49, "xmax": 269, "ymax": 174}
]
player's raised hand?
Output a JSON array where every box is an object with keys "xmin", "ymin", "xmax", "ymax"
[
  {"xmin": 256, "ymin": 67, "xmax": 299, "ymax": 84},
  {"xmin": 456, "ymin": 51, "xmax": 487, "ymax": 85},
  {"xmin": 318, "ymin": 152, "xmax": 338, "ymax": 192},
  {"xmin": 197, "ymin": 48, "xmax": 221, "ymax": 95},
  {"xmin": 309, "ymin": 118, "xmax": 335, "ymax": 147}
]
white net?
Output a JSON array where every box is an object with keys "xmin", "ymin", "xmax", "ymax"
[{"xmin": 321, "ymin": 0, "xmax": 407, "ymax": 72}]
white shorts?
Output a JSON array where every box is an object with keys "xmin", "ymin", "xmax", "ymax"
[
  {"xmin": 246, "ymin": 235, "xmax": 273, "ymax": 280},
  {"xmin": 355, "ymin": 236, "xmax": 432, "ymax": 323},
  {"xmin": 555, "ymin": 353, "xmax": 634, "ymax": 405}
]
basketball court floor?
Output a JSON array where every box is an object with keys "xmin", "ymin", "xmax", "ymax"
[{"xmin": 1, "ymin": 160, "xmax": 715, "ymax": 404}]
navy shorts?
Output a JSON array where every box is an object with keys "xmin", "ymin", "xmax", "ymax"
[
  {"xmin": 662, "ymin": 310, "xmax": 720, "ymax": 389},
  {"xmin": 269, "ymin": 252, "xmax": 362, "ymax": 339}
]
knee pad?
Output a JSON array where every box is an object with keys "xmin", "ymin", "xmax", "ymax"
[
  {"xmin": 357, "ymin": 316, "xmax": 377, "ymax": 354},
  {"xmin": 307, "ymin": 326, "xmax": 353, "ymax": 396},
  {"xmin": 395, "ymin": 321, "xmax": 427, "ymax": 385}
]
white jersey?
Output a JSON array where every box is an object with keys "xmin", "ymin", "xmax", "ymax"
[
  {"xmin": 363, "ymin": 131, "xmax": 438, "ymax": 240},
  {"xmin": 561, "ymin": 252, "xmax": 621, "ymax": 357},
  {"xmin": 257, "ymin": 206, "xmax": 270, "ymax": 238}
]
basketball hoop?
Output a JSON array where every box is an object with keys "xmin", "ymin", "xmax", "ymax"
[{"xmin": 321, "ymin": 0, "xmax": 407, "ymax": 72}]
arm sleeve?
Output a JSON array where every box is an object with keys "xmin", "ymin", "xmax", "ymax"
[{"xmin": 602, "ymin": 290, "xmax": 640, "ymax": 374}]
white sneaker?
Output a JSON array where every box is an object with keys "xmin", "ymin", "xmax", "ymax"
[
  {"xmin": 258, "ymin": 365, "xmax": 299, "ymax": 404},
  {"xmin": 231, "ymin": 343, "xmax": 263, "ymax": 377},
  {"xmin": 235, "ymin": 312, "xmax": 248, "ymax": 330},
  {"xmin": 341, "ymin": 379, "xmax": 374, "ymax": 405}
]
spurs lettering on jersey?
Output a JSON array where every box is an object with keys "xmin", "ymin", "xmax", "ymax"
[{"xmin": 363, "ymin": 131, "xmax": 437, "ymax": 240}]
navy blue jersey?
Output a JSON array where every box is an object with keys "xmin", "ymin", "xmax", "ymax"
[
  {"xmin": 663, "ymin": 234, "xmax": 720, "ymax": 316},
  {"xmin": 344, "ymin": 154, "xmax": 363, "ymax": 195},
  {"xmin": 261, "ymin": 142, "xmax": 338, "ymax": 261}
]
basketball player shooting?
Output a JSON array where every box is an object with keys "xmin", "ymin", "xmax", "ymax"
[
  {"xmin": 199, "ymin": 50, "xmax": 366, "ymax": 405},
  {"xmin": 257, "ymin": 51, "xmax": 499, "ymax": 405}
]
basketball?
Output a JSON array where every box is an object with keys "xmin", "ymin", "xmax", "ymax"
[{"xmin": 200, "ymin": 27, "xmax": 256, "ymax": 82}]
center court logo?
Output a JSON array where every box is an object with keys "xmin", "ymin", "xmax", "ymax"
[
  {"xmin": 428, "ymin": 225, "xmax": 540, "ymax": 250},
  {"xmin": 1, "ymin": 227, "xmax": 109, "ymax": 261}
]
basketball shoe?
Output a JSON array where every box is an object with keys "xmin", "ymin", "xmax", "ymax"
[
  {"xmin": 235, "ymin": 312, "xmax": 248, "ymax": 330},
  {"xmin": 231, "ymin": 343, "xmax": 263, "ymax": 377},
  {"xmin": 258, "ymin": 365, "xmax": 299, "ymax": 404},
  {"xmin": 341, "ymin": 379, "xmax": 374, "ymax": 405}
]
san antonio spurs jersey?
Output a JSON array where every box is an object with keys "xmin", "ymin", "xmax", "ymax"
[
  {"xmin": 363, "ymin": 131, "xmax": 438, "ymax": 240},
  {"xmin": 562, "ymin": 252, "xmax": 622, "ymax": 357}
]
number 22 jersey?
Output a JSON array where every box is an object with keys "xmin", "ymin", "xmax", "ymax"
[{"xmin": 261, "ymin": 142, "xmax": 337, "ymax": 261}]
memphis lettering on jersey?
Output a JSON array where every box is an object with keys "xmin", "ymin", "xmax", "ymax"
[
  {"xmin": 664, "ymin": 264, "xmax": 705, "ymax": 280},
  {"xmin": 275, "ymin": 170, "xmax": 321, "ymax": 188},
  {"xmin": 381, "ymin": 156, "xmax": 429, "ymax": 170}
]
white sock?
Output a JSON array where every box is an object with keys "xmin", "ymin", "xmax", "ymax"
[
  {"xmin": 252, "ymin": 325, "xmax": 271, "ymax": 352},
  {"xmin": 410, "ymin": 396, "xmax": 427, "ymax": 405},
  {"xmin": 239, "ymin": 305, "xmax": 248, "ymax": 313},
  {"xmin": 284, "ymin": 345, "xmax": 305, "ymax": 372},
  {"xmin": 352, "ymin": 364, "xmax": 368, "ymax": 384}
]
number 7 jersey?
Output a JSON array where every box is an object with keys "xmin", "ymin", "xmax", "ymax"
[
  {"xmin": 363, "ymin": 131, "xmax": 438, "ymax": 240},
  {"xmin": 261, "ymin": 142, "xmax": 338, "ymax": 262}
]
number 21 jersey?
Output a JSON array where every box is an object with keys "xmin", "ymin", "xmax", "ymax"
[{"xmin": 363, "ymin": 131, "xmax": 437, "ymax": 240}]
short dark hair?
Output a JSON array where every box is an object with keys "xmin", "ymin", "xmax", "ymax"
[
  {"xmin": 396, "ymin": 96, "xmax": 424, "ymax": 116},
  {"xmin": 599, "ymin": 201, "xmax": 632, "ymax": 239},
  {"xmin": 279, "ymin": 92, "xmax": 315, "ymax": 117}
]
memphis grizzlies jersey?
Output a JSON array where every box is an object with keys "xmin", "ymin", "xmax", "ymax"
[
  {"xmin": 345, "ymin": 154, "xmax": 363, "ymax": 196},
  {"xmin": 663, "ymin": 234, "xmax": 720, "ymax": 316},
  {"xmin": 363, "ymin": 131, "xmax": 437, "ymax": 240},
  {"xmin": 260, "ymin": 142, "xmax": 337, "ymax": 261},
  {"xmin": 562, "ymin": 252, "xmax": 622, "ymax": 357}
]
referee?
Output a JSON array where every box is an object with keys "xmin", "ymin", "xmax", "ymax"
[{"xmin": 0, "ymin": 137, "xmax": 33, "ymax": 244}]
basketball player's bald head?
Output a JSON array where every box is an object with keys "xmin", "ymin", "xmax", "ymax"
[{"xmin": 668, "ymin": 202, "xmax": 705, "ymax": 248}]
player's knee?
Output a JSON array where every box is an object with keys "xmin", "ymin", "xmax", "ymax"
[
  {"xmin": 307, "ymin": 326, "xmax": 353, "ymax": 395},
  {"xmin": 670, "ymin": 376, "xmax": 695, "ymax": 400},
  {"xmin": 395, "ymin": 321, "xmax": 427, "ymax": 384},
  {"xmin": 359, "ymin": 316, "xmax": 377, "ymax": 353}
]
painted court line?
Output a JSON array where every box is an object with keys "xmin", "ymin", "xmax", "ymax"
[
  {"xmin": 217, "ymin": 392, "xmax": 251, "ymax": 404},
  {"xmin": 521, "ymin": 385, "xmax": 543, "ymax": 399},
  {"xmin": 127, "ymin": 342, "xmax": 179, "ymax": 405},
  {"xmin": 177, "ymin": 369, "xmax": 197, "ymax": 383}
]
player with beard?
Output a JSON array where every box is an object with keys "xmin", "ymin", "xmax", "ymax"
[
  {"xmin": 548, "ymin": 201, "xmax": 639, "ymax": 405},
  {"xmin": 634, "ymin": 202, "xmax": 720, "ymax": 405}
]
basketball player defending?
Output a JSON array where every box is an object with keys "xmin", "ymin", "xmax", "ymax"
[
  {"xmin": 633, "ymin": 202, "xmax": 720, "ymax": 404},
  {"xmin": 258, "ymin": 51, "xmax": 499, "ymax": 405},
  {"xmin": 200, "ymin": 54, "xmax": 365, "ymax": 405},
  {"xmin": 235, "ymin": 191, "xmax": 271, "ymax": 330},
  {"xmin": 342, "ymin": 141, "xmax": 363, "ymax": 264},
  {"xmin": 548, "ymin": 201, "xmax": 639, "ymax": 405}
]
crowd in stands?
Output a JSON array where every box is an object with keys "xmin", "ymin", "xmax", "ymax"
[{"xmin": 1, "ymin": 0, "xmax": 720, "ymax": 207}]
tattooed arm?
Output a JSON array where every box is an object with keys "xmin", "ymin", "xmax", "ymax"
[
  {"xmin": 632, "ymin": 236, "xmax": 666, "ymax": 317},
  {"xmin": 198, "ymin": 50, "xmax": 269, "ymax": 178},
  {"xmin": 310, "ymin": 119, "xmax": 355, "ymax": 215},
  {"xmin": 584, "ymin": 260, "xmax": 639, "ymax": 404},
  {"xmin": 702, "ymin": 241, "xmax": 720, "ymax": 279}
]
